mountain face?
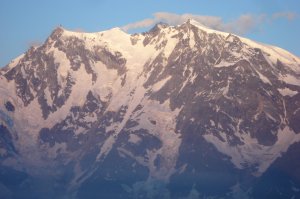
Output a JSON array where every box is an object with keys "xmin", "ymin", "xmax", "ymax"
[{"xmin": 1, "ymin": 19, "xmax": 300, "ymax": 198}]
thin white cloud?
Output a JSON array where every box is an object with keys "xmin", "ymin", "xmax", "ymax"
[
  {"xmin": 272, "ymin": 11, "xmax": 297, "ymax": 21},
  {"xmin": 121, "ymin": 12, "xmax": 224, "ymax": 32},
  {"xmin": 122, "ymin": 11, "xmax": 296, "ymax": 35},
  {"xmin": 122, "ymin": 18, "xmax": 155, "ymax": 31},
  {"xmin": 154, "ymin": 12, "xmax": 224, "ymax": 30},
  {"xmin": 225, "ymin": 14, "xmax": 267, "ymax": 35}
]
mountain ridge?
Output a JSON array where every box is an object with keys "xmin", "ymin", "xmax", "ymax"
[{"xmin": 0, "ymin": 19, "xmax": 300, "ymax": 198}]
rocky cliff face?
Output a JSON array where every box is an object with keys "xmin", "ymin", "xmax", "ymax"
[{"xmin": 0, "ymin": 19, "xmax": 300, "ymax": 198}]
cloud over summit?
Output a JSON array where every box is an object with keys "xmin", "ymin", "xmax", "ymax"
[{"xmin": 122, "ymin": 12, "xmax": 297, "ymax": 35}]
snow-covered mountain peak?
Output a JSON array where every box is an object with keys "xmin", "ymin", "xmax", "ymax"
[
  {"xmin": 187, "ymin": 18, "xmax": 214, "ymax": 30},
  {"xmin": 183, "ymin": 18, "xmax": 230, "ymax": 37},
  {"xmin": 47, "ymin": 25, "xmax": 130, "ymax": 48},
  {"xmin": 45, "ymin": 21, "xmax": 300, "ymax": 74},
  {"xmin": 1, "ymin": 20, "xmax": 300, "ymax": 198},
  {"xmin": 179, "ymin": 18, "xmax": 300, "ymax": 70}
]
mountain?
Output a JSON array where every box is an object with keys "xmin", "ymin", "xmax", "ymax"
[{"xmin": 0, "ymin": 19, "xmax": 300, "ymax": 198}]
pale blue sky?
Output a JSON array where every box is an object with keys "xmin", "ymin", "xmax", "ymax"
[{"xmin": 0, "ymin": 0, "xmax": 299, "ymax": 67}]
